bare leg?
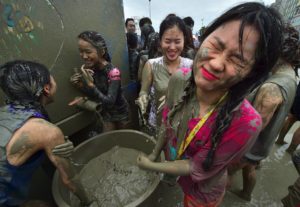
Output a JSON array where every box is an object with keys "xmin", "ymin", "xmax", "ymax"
[
  {"xmin": 276, "ymin": 114, "xmax": 297, "ymax": 145},
  {"xmin": 227, "ymin": 161, "xmax": 246, "ymax": 189},
  {"xmin": 233, "ymin": 164, "xmax": 256, "ymax": 201},
  {"xmin": 287, "ymin": 126, "xmax": 300, "ymax": 154}
]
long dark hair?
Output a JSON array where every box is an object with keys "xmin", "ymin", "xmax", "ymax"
[
  {"xmin": 170, "ymin": 2, "xmax": 284, "ymax": 171},
  {"xmin": 78, "ymin": 31, "xmax": 111, "ymax": 62},
  {"xmin": 0, "ymin": 60, "xmax": 50, "ymax": 105}
]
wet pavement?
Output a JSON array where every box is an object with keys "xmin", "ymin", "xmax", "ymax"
[
  {"xmin": 222, "ymin": 122, "xmax": 299, "ymax": 207},
  {"xmin": 29, "ymin": 123, "xmax": 300, "ymax": 207}
]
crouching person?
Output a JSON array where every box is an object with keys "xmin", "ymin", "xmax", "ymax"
[{"xmin": 0, "ymin": 60, "xmax": 91, "ymax": 206}]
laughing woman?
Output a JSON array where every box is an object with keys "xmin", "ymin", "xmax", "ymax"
[
  {"xmin": 71, "ymin": 31, "xmax": 129, "ymax": 132},
  {"xmin": 137, "ymin": 2, "xmax": 283, "ymax": 207},
  {"xmin": 136, "ymin": 14, "xmax": 193, "ymax": 134}
]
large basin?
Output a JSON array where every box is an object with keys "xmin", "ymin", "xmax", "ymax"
[{"xmin": 52, "ymin": 129, "xmax": 161, "ymax": 207}]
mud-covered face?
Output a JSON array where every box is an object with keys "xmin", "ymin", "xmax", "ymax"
[
  {"xmin": 193, "ymin": 20, "xmax": 259, "ymax": 92},
  {"xmin": 78, "ymin": 39, "xmax": 100, "ymax": 69},
  {"xmin": 160, "ymin": 25, "xmax": 184, "ymax": 62}
]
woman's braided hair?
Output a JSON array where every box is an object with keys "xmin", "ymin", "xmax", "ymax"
[
  {"xmin": 0, "ymin": 60, "xmax": 50, "ymax": 107},
  {"xmin": 169, "ymin": 2, "xmax": 284, "ymax": 171}
]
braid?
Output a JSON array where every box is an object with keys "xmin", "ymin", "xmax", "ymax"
[
  {"xmin": 102, "ymin": 48, "xmax": 111, "ymax": 62},
  {"xmin": 0, "ymin": 60, "xmax": 51, "ymax": 115},
  {"xmin": 167, "ymin": 2, "xmax": 283, "ymax": 170},
  {"xmin": 202, "ymin": 91, "xmax": 245, "ymax": 171}
]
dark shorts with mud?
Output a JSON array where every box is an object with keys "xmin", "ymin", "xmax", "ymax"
[
  {"xmin": 291, "ymin": 84, "xmax": 300, "ymax": 120},
  {"xmin": 291, "ymin": 97, "xmax": 300, "ymax": 120}
]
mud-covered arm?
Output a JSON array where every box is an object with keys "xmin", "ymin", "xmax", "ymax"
[
  {"xmin": 137, "ymin": 154, "xmax": 191, "ymax": 176},
  {"xmin": 252, "ymin": 83, "xmax": 283, "ymax": 129},
  {"xmin": 147, "ymin": 69, "xmax": 192, "ymax": 160},
  {"xmin": 89, "ymin": 68, "xmax": 121, "ymax": 105},
  {"xmin": 42, "ymin": 124, "xmax": 92, "ymax": 205},
  {"xmin": 139, "ymin": 61, "xmax": 153, "ymax": 96},
  {"xmin": 136, "ymin": 61, "xmax": 153, "ymax": 114},
  {"xmin": 166, "ymin": 68, "xmax": 191, "ymax": 108},
  {"xmin": 148, "ymin": 123, "xmax": 167, "ymax": 161},
  {"xmin": 52, "ymin": 136, "xmax": 74, "ymax": 158}
]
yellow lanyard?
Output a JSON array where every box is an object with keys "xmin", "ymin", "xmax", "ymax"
[{"xmin": 176, "ymin": 92, "xmax": 228, "ymax": 159}]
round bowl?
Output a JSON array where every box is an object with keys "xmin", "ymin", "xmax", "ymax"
[{"xmin": 52, "ymin": 129, "xmax": 161, "ymax": 207}]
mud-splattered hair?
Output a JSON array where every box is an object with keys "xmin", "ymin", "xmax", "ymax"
[
  {"xmin": 78, "ymin": 31, "xmax": 111, "ymax": 62},
  {"xmin": 169, "ymin": 2, "xmax": 284, "ymax": 171},
  {"xmin": 0, "ymin": 60, "xmax": 50, "ymax": 105},
  {"xmin": 281, "ymin": 24, "xmax": 300, "ymax": 70},
  {"xmin": 141, "ymin": 24, "xmax": 155, "ymax": 50},
  {"xmin": 139, "ymin": 17, "xmax": 152, "ymax": 28}
]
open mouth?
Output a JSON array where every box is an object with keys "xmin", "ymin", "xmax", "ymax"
[{"xmin": 167, "ymin": 51, "xmax": 177, "ymax": 59}]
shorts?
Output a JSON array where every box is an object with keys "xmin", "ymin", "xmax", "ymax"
[
  {"xmin": 291, "ymin": 84, "xmax": 300, "ymax": 120},
  {"xmin": 291, "ymin": 96, "xmax": 300, "ymax": 121},
  {"xmin": 243, "ymin": 156, "xmax": 260, "ymax": 166}
]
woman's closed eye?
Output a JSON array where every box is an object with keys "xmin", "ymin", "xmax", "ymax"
[
  {"xmin": 208, "ymin": 41, "xmax": 222, "ymax": 52},
  {"xmin": 230, "ymin": 54, "xmax": 248, "ymax": 69},
  {"xmin": 231, "ymin": 58, "xmax": 246, "ymax": 69}
]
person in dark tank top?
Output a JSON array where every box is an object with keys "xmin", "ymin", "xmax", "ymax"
[{"xmin": 0, "ymin": 60, "xmax": 92, "ymax": 206}]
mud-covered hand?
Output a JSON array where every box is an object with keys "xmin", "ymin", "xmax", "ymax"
[
  {"xmin": 70, "ymin": 72, "xmax": 84, "ymax": 88},
  {"xmin": 135, "ymin": 93, "xmax": 149, "ymax": 115},
  {"xmin": 52, "ymin": 137, "xmax": 74, "ymax": 158},
  {"xmin": 80, "ymin": 65, "xmax": 95, "ymax": 88},
  {"xmin": 137, "ymin": 153, "xmax": 153, "ymax": 170}
]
